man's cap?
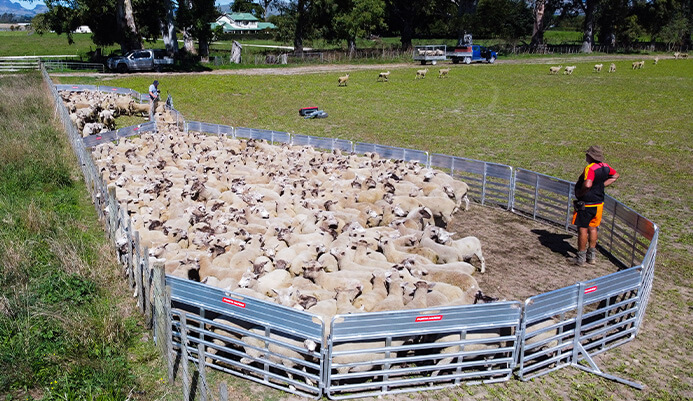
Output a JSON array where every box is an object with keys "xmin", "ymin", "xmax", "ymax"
[
  {"xmin": 153, "ymin": 80, "xmax": 159, "ymax": 85},
  {"xmin": 585, "ymin": 145, "xmax": 604, "ymax": 162}
]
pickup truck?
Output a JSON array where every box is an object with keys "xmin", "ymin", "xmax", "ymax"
[
  {"xmin": 107, "ymin": 49, "xmax": 174, "ymax": 73},
  {"xmin": 413, "ymin": 44, "xmax": 497, "ymax": 65}
]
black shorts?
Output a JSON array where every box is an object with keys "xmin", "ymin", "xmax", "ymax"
[{"xmin": 572, "ymin": 203, "xmax": 603, "ymax": 228}]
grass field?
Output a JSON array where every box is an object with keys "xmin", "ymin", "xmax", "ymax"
[
  {"xmin": 0, "ymin": 74, "xmax": 176, "ymax": 401},
  {"xmin": 52, "ymin": 57, "xmax": 693, "ymax": 400}
]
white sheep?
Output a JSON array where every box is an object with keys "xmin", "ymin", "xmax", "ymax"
[
  {"xmin": 564, "ymin": 66, "xmax": 576, "ymax": 75},
  {"xmin": 377, "ymin": 71, "xmax": 390, "ymax": 82},
  {"xmin": 549, "ymin": 65, "xmax": 562, "ymax": 74},
  {"xmin": 593, "ymin": 64, "xmax": 603, "ymax": 72},
  {"xmin": 608, "ymin": 63, "xmax": 616, "ymax": 73},
  {"xmin": 438, "ymin": 68, "xmax": 450, "ymax": 78},
  {"xmin": 415, "ymin": 68, "xmax": 429, "ymax": 79},
  {"xmin": 337, "ymin": 74, "xmax": 350, "ymax": 87}
]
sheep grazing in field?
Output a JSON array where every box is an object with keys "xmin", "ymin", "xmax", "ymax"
[
  {"xmin": 415, "ymin": 68, "xmax": 428, "ymax": 79},
  {"xmin": 608, "ymin": 63, "xmax": 616, "ymax": 73},
  {"xmin": 680, "ymin": 53, "xmax": 689, "ymax": 59},
  {"xmin": 563, "ymin": 66, "xmax": 576, "ymax": 75},
  {"xmin": 337, "ymin": 74, "xmax": 350, "ymax": 86},
  {"xmin": 593, "ymin": 64, "xmax": 603, "ymax": 72},
  {"xmin": 653, "ymin": 56, "xmax": 659, "ymax": 65},
  {"xmin": 377, "ymin": 71, "xmax": 390, "ymax": 82},
  {"xmin": 673, "ymin": 52, "xmax": 681, "ymax": 59},
  {"xmin": 438, "ymin": 68, "xmax": 450, "ymax": 78},
  {"xmin": 549, "ymin": 65, "xmax": 562, "ymax": 74},
  {"xmin": 632, "ymin": 61, "xmax": 645, "ymax": 69}
]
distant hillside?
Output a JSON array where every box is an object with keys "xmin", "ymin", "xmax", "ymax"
[{"xmin": 0, "ymin": 0, "xmax": 48, "ymax": 16}]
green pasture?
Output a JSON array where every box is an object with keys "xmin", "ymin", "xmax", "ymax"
[
  {"xmin": 55, "ymin": 59, "xmax": 693, "ymax": 400},
  {"xmin": 40, "ymin": 57, "xmax": 693, "ymax": 400},
  {"xmin": 0, "ymin": 31, "xmax": 125, "ymax": 59}
]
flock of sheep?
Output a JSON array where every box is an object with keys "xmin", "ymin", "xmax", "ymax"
[
  {"xmin": 58, "ymin": 88, "xmax": 566, "ymax": 383},
  {"xmin": 61, "ymin": 90, "xmax": 176, "ymax": 137},
  {"xmin": 62, "ymin": 88, "xmax": 491, "ymax": 326},
  {"xmin": 340, "ymin": 67, "xmax": 451, "ymax": 85},
  {"xmin": 548, "ymin": 52, "xmax": 687, "ymax": 75}
]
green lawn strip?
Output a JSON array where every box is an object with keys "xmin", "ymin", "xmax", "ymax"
[{"xmin": 0, "ymin": 72, "xmax": 175, "ymax": 401}]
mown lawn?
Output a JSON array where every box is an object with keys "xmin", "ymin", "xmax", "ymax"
[{"xmin": 54, "ymin": 57, "xmax": 693, "ymax": 400}]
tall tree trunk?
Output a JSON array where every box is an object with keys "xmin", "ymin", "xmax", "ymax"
[
  {"xmin": 161, "ymin": 0, "xmax": 178, "ymax": 56},
  {"xmin": 294, "ymin": 0, "xmax": 307, "ymax": 54},
  {"xmin": 347, "ymin": 37, "xmax": 356, "ymax": 58},
  {"xmin": 199, "ymin": 38, "xmax": 209, "ymax": 62},
  {"xmin": 456, "ymin": 0, "xmax": 479, "ymax": 44},
  {"xmin": 183, "ymin": 28, "xmax": 196, "ymax": 54},
  {"xmin": 581, "ymin": 0, "xmax": 596, "ymax": 53},
  {"xmin": 116, "ymin": 0, "xmax": 141, "ymax": 53},
  {"xmin": 531, "ymin": 0, "xmax": 546, "ymax": 46}
]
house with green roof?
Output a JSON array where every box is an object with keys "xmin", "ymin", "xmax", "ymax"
[{"xmin": 211, "ymin": 12, "xmax": 276, "ymax": 34}]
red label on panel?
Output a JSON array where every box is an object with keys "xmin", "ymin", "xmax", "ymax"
[
  {"xmin": 585, "ymin": 286, "xmax": 598, "ymax": 294},
  {"xmin": 415, "ymin": 315, "xmax": 443, "ymax": 322},
  {"xmin": 71, "ymin": 86, "xmax": 78, "ymax": 89},
  {"xmin": 111, "ymin": 88, "xmax": 117, "ymax": 91},
  {"xmin": 222, "ymin": 297, "xmax": 246, "ymax": 308},
  {"xmin": 95, "ymin": 136, "xmax": 102, "ymax": 140},
  {"xmin": 133, "ymin": 127, "xmax": 139, "ymax": 131}
]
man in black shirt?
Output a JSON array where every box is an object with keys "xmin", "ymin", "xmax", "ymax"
[{"xmin": 570, "ymin": 146, "xmax": 620, "ymax": 265}]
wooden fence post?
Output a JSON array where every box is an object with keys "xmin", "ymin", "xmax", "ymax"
[
  {"xmin": 152, "ymin": 261, "xmax": 174, "ymax": 382},
  {"xmin": 143, "ymin": 250, "xmax": 153, "ymax": 329},
  {"xmin": 180, "ymin": 312, "xmax": 190, "ymax": 401},
  {"xmin": 218, "ymin": 382, "xmax": 228, "ymax": 401},
  {"xmin": 128, "ymin": 231, "xmax": 142, "ymax": 291},
  {"xmin": 197, "ymin": 343, "xmax": 208, "ymax": 401}
]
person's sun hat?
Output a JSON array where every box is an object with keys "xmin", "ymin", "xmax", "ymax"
[
  {"xmin": 153, "ymin": 80, "xmax": 159, "ymax": 85},
  {"xmin": 585, "ymin": 145, "xmax": 604, "ymax": 162}
]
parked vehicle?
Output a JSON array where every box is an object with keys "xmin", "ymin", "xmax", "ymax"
[
  {"xmin": 413, "ymin": 34, "xmax": 497, "ymax": 65},
  {"xmin": 450, "ymin": 45, "xmax": 497, "ymax": 64},
  {"xmin": 107, "ymin": 49, "xmax": 174, "ymax": 73}
]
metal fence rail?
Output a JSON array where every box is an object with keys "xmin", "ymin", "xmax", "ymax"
[
  {"xmin": 41, "ymin": 70, "xmax": 659, "ymax": 400},
  {"xmin": 168, "ymin": 277, "xmax": 324, "ymax": 399},
  {"xmin": 430, "ymin": 154, "xmax": 514, "ymax": 209},
  {"xmin": 326, "ymin": 302, "xmax": 521, "ymax": 399}
]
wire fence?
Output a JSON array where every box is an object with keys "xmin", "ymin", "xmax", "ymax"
[{"xmin": 42, "ymin": 67, "xmax": 658, "ymax": 400}]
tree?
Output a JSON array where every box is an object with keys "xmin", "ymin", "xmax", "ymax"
[
  {"xmin": 384, "ymin": 0, "xmax": 435, "ymax": 50},
  {"xmin": 176, "ymin": 0, "xmax": 219, "ymax": 61},
  {"xmin": 567, "ymin": 0, "xmax": 600, "ymax": 53},
  {"xmin": 314, "ymin": 0, "xmax": 385, "ymax": 55},
  {"xmin": 257, "ymin": 0, "xmax": 276, "ymax": 20},
  {"xmin": 530, "ymin": 0, "xmax": 562, "ymax": 46},
  {"xmin": 474, "ymin": 0, "xmax": 532, "ymax": 41},
  {"xmin": 232, "ymin": 0, "xmax": 265, "ymax": 18}
]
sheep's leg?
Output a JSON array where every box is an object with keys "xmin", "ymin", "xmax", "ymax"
[{"xmin": 477, "ymin": 252, "xmax": 486, "ymax": 274}]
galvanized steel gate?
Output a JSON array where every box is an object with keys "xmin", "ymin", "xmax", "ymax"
[{"xmin": 48, "ymin": 81, "xmax": 658, "ymax": 399}]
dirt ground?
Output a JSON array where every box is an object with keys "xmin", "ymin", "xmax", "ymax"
[{"xmin": 448, "ymin": 203, "xmax": 616, "ymax": 302}]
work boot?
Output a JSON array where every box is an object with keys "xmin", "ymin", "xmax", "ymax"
[
  {"xmin": 569, "ymin": 250, "xmax": 586, "ymax": 266},
  {"xmin": 586, "ymin": 247, "xmax": 597, "ymax": 265}
]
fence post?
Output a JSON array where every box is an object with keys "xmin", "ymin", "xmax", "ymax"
[
  {"xmin": 143, "ymin": 247, "xmax": 153, "ymax": 329},
  {"xmin": 197, "ymin": 343, "xmax": 208, "ymax": 401},
  {"xmin": 218, "ymin": 381, "xmax": 228, "ymax": 401},
  {"xmin": 180, "ymin": 312, "xmax": 191, "ymax": 401},
  {"xmin": 152, "ymin": 262, "xmax": 174, "ymax": 382}
]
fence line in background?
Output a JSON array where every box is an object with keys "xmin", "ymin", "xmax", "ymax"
[{"xmin": 45, "ymin": 77, "xmax": 658, "ymax": 400}]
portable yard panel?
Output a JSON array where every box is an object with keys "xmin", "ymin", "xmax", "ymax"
[
  {"xmin": 325, "ymin": 302, "xmax": 522, "ymax": 399},
  {"xmin": 167, "ymin": 277, "xmax": 325, "ymax": 399}
]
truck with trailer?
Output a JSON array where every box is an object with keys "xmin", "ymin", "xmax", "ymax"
[{"xmin": 413, "ymin": 35, "xmax": 497, "ymax": 65}]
